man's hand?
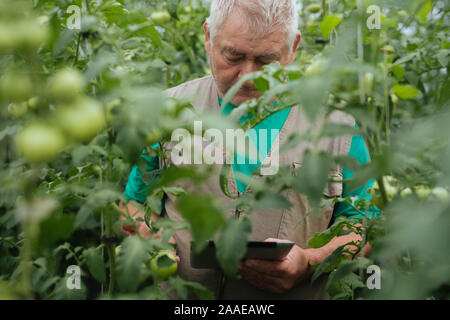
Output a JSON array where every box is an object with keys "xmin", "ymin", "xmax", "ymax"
[
  {"xmin": 237, "ymin": 238, "xmax": 312, "ymax": 294},
  {"xmin": 118, "ymin": 202, "xmax": 180, "ymax": 264},
  {"xmin": 238, "ymin": 228, "xmax": 372, "ymax": 294}
]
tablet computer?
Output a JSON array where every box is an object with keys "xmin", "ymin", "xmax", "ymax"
[{"xmin": 190, "ymin": 240, "xmax": 295, "ymax": 269}]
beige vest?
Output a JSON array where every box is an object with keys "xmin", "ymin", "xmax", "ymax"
[{"xmin": 161, "ymin": 75, "xmax": 354, "ymax": 299}]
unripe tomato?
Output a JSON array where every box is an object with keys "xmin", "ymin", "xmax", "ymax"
[
  {"xmin": 400, "ymin": 187, "xmax": 412, "ymax": 198},
  {"xmin": 151, "ymin": 10, "xmax": 171, "ymax": 24},
  {"xmin": 17, "ymin": 19, "xmax": 49, "ymax": 49},
  {"xmin": 16, "ymin": 123, "xmax": 65, "ymax": 163},
  {"xmin": 57, "ymin": 97, "xmax": 105, "ymax": 142},
  {"xmin": 370, "ymin": 176, "xmax": 398, "ymax": 208},
  {"xmin": 305, "ymin": 58, "xmax": 326, "ymax": 76},
  {"xmin": 390, "ymin": 93, "xmax": 399, "ymax": 104},
  {"xmin": 362, "ymin": 72, "xmax": 374, "ymax": 92},
  {"xmin": 0, "ymin": 73, "xmax": 33, "ymax": 102},
  {"xmin": 164, "ymin": 98, "xmax": 177, "ymax": 115},
  {"xmin": 27, "ymin": 96, "xmax": 39, "ymax": 109},
  {"xmin": 306, "ymin": 4, "xmax": 322, "ymax": 13},
  {"xmin": 383, "ymin": 176, "xmax": 398, "ymax": 200},
  {"xmin": 92, "ymin": 165, "xmax": 102, "ymax": 177},
  {"xmin": 415, "ymin": 186, "xmax": 431, "ymax": 199},
  {"xmin": 105, "ymin": 99, "xmax": 121, "ymax": 123},
  {"xmin": 49, "ymin": 68, "xmax": 85, "ymax": 101},
  {"xmin": 150, "ymin": 250, "xmax": 178, "ymax": 279},
  {"xmin": 8, "ymin": 102, "xmax": 28, "ymax": 118},
  {"xmin": 0, "ymin": 23, "xmax": 17, "ymax": 51},
  {"xmin": 431, "ymin": 187, "xmax": 448, "ymax": 202}
]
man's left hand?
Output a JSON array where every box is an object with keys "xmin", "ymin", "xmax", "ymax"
[{"xmin": 237, "ymin": 238, "xmax": 312, "ymax": 294}]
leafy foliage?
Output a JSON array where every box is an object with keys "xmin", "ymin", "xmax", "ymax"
[{"xmin": 0, "ymin": 0, "xmax": 448, "ymax": 300}]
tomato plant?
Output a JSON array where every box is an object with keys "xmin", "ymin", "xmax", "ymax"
[{"xmin": 0, "ymin": 0, "xmax": 448, "ymax": 301}]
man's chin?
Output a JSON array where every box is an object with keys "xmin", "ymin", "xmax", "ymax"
[{"xmin": 230, "ymin": 91, "xmax": 260, "ymax": 105}]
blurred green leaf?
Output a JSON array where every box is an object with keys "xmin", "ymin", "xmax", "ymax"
[
  {"xmin": 82, "ymin": 247, "xmax": 106, "ymax": 284},
  {"xmin": 320, "ymin": 15, "xmax": 342, "ymax": 39},
  {"xmin": 216, "ymin": 216, "xmax": 252, "ymax": 277},
  {"xmin": 116, "ymin": 236, "xmax": 148, "ymax": 293},
  {"xmin": 176, "ymin": 193, "xmax": 226, "ymax": 253},
  {"xmin": 392, "ymin": 84, "xmax": 419, "ymax": 99}
]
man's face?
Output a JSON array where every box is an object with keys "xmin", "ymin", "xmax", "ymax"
[{"xmin": 204, "ymin": 13, "xmax": 301, "ymax": 105}]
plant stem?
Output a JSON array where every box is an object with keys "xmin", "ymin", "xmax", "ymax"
[
  {"xmin": 19, "ymin": 220, "xmax": 33, "ymax": 299},
  {"xmin": 105, "ymin": 208, "xmax": 116, "ymax": 297},
  {"xmin": 74, "ymin": 32, "xmax": 82, "ymax": 66},
  {"xmin": 376, "ymin": 177, "xmax": 389, "ymax": 206}
]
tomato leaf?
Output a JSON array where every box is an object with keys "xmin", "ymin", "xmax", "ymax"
[
  {"xmin": 216, "ymin": 216, "xmax": 252, "ymax": 278},
  {"xmin": 116, "ymin": 237, "xmax": 148, "ymax": 293},
  {"xmin": 82, "ymin": 247, "xmax": 106, "ymax": 284},
  {"xmin": 176, "ymin": 193, "xmax": 226, "ymax": 253},
  {"xmin": 320, "ymin": 15, "xmax": 342, "ymax": 39},
  {"xmin": 392, "ymin": 84, "xmax": 419, "ymax": 99}
]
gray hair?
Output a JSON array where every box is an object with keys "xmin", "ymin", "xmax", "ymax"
[{"xmin": 206, "ymin": 0, "xmax": 299, "ymax": 49}]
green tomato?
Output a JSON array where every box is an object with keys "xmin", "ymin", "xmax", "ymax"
[
  {"xmin": 27, "ymin": 96, "xmax": 39, "ymax": 109},
  {"xmin": 49, "ymin": 68, "xmax": 85, "ymax": 101},
  {"xmin": 16, "ymin": 123, "xmax": 65, "ymax": 163},
  {"xmin": 370, "ymin": 176, "xmax": 398, "ymax": 208},
  {"xmin": 415, "ymin": 186, "xmax": 431, "ymax": 199},
  {"xmin": 0, "ymin": 23, "xmax": 18, "ymax": 51},
  {"xmin": 92, "ymin": 165, "xmax": 102, "ymax": 177},
  {"xmin": 431, "ymin": 187, "xmax": 449, "ymax": 202},
  {"xmin": 151, "ymin": 10, "xmax": 171, "ymax": 24},
  {"xmin": 16, "ymin": 20, "xmax": 49, "ymax": 49},
  {"xmin": 362, "ymin": 72, "xmax": 374, "ymax": 92},
  {"xmin": 0, "ymin": 73, "xmax": 33, "ymax": 102},
  {"xmin": 306, "ymin": 4, "xmax": 322, "ymax": 13},
  {"xmin": 150, "ymin": 250, "xmax": 178, "ymax": 279},
  {"xmin": 400, "ymin": 187, "xmax": 412, "ymax": 198},
  {"xmin": 57, "ymin": 97, "xmax": 105, "ymax": 142},
  {"xmin": 105, "ymin": 99, "xmax": 121, "ymax": 123},
  {"xmin": 305, "ymin": 58, "xmax": 327, "ymax": 76},
  {"xmin": 383, "ymin": 176, "xmax": 398, "ymax": 200},
  {"xmin": 164, "ymin": 98, "xmax": 177, "ymax": 115},
  {"xmin": 8, "ymin": 102, "xmax": 28, "ymax": 118},
  {"xmin": 390, "ymin": 93, "xmax": 399, "ymax": 104}
]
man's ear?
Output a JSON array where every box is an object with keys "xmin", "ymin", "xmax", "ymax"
[
  {"xmin": 289, "ymin": 33, "xmax": 301, "ymax": 63},
  {"xmin": 203, "ymin": 21, "xmax": 211, "ymax": 55}
]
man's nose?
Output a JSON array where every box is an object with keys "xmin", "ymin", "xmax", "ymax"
[{"xmin": 238, "ymin": 60, "xmax": 260, "ymax": 81}]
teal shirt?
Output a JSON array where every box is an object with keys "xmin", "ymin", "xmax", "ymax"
[
  {"xmin": 124, "ymin": 146, "xmax": 160, "ymax": 204},
  {"xmin": 124, "ymin": 97, "xmax": 380, "ymax": 220}
]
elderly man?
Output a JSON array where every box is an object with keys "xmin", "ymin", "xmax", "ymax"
[{"xmin": 121, "ymin": 0, "xmax": 378, "ymax": 299}]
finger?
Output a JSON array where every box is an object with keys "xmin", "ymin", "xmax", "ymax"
[
  {"xmin": 120, "ymin": 225, "xmax": 136, "ymax": 236},
  {"xmin": 264, "ymin": 238, "xmax": 292, "ymax": 243},
  {"xmin": 243, "ymin": 258, "xmax": 289, "ymax": 277},
  {"xmin": 239, "ymin": 265, "xmax": 285, "ymax": 294},
  {"xmin": 121, "ymin": 224, "xmax": 135, "ymax": 232}
]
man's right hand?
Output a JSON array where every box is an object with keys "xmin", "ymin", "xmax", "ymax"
[{"xmin": 118, "ymin": 202, "xmax": 180, "ymax": 263}]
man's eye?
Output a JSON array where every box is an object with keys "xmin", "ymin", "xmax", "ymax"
[
  {"xmin": 226, "ymin": 56, "xmax": 242, "ymax": 63},
  {"xmin": 258, "ymin": 59, "xmax": 274, "ymax": 65}
]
